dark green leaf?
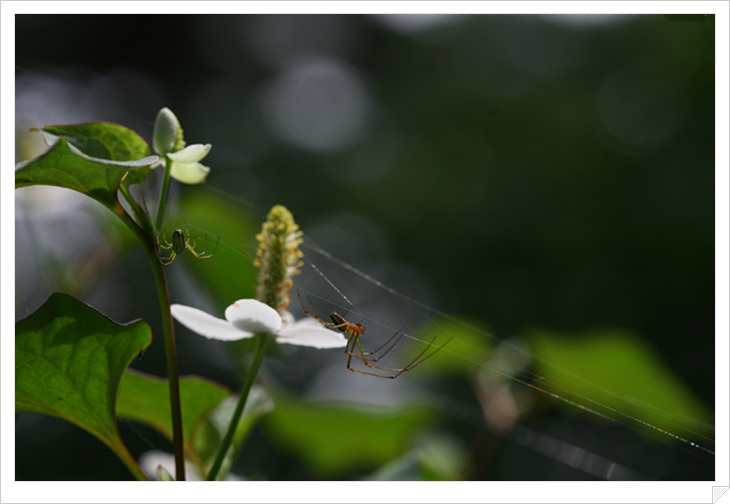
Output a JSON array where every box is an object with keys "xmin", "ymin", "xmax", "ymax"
[
  {"xmin": 42, "ymin": 122, "xmax": 151, "ymax": 162},
  {"xmin": 15, "ymin": 136, "xmax": 157, "ymax": 210},
  {"xmin": 15, "ymin": 293, "xmax": 152, "ymax": 479}
]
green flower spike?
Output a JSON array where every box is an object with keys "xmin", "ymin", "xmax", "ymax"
[{"xmin": 254, "ymin": 205, "xmax": 304, "ymax": 314}]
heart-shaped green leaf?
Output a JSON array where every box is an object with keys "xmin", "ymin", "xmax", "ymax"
[
  {"xmin": 15, "ymin": 293, "xmax": 153, "ymax": 480},
  {"xmin": 15, "ymin": 136, "xmax": 157, "ymax": 210}
]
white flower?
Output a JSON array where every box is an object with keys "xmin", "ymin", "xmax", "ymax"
[
  {"xmin": 171, "ymin": 298, "xmax": 348, "ymax": 349},
  {"xmin": 152, "ymin": 107, "xmax": 212, "ymax": 185}
]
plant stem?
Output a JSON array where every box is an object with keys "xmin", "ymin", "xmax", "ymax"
[
  {"xmin": 148, "ymin": 154, "xmax": 185, "ymax": 479},
  {"xmin": 155, "ymin": 154, "xmax": 173, "ymax": 231},
  {"xmin": 145, "ymin": 243, "xmax": 186, "ymax": 481},
  {"xmin": 206, "ymin": 333, "xmax": 269, "ymax": 481},
  {"xmin": 118, "ymin": 208, "xmax": 186, "ymax": 481}
]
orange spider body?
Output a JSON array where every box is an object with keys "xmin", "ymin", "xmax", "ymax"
[{"xmin": 329, "ymin": 312, "xmax": 364, "ymax": 337}]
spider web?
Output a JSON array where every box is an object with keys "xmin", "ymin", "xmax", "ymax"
[
  {"xmin": 301, "ymin": 237, "xmax": 716, "ymax": 451},
  {"xmin": 185, "ymin": 194, "xmax": 720, "ymax": 482}
]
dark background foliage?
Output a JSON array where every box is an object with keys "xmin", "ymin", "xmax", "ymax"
[{"xmin": 15, "ymin": 14, "xmax": 715, "ymax": 481}]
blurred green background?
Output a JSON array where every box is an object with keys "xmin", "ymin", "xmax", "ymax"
[{"xmin": 15, "ymin": 14, "xmax": 714, "ymax": 480}]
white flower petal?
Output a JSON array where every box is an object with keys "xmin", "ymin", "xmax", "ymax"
[
  {"xmin": 168, "ymin": 143, "xmax": 211, "ymax": 163},
  {"xmin": 171, "ymin": 304, "xmax": 252, "ymax": 341},
  {"xmin": 170, "ymin": 161, "xmax": 210, "ymax": 184},
  {"xmin": 276, "ymin": 323, "xmax": 348, "ymax": 348},
  {"xmin": 225, "ymin": 299, "xmax": 282, "ymax": 334}
]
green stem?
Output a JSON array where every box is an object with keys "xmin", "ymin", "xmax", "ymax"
[
  {"xmin": 148, "ymin": 156, "xmax": 185, "ymax": 479},
  {"xmin": 145, "ymin": 243, "xmax": 186, "ymax": 481},
  {"xmin": 206, "ymin": 333, "xmax": 269, "ymax": 481},
  {"xmin": 116, "ymin": 206, "xmax": 186, "ymax": 481},
  {"xmin": 155, "ymin": 154, "xmax": 173, "ymax": 231}
]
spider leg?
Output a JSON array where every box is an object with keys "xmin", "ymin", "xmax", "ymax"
[
  {"xmin": 348, "ymin": 334, "xmax": 453, "ymax": 378},
  {"xmin": 344, "ymin": 326, "xmax": 406, "ymax": 363},
  {"xmin": 160, "ymin": 250, "xmax": 177, "ymax": 266},
  {"xmin": 344, "ymin": 331, "xmax": 401, "ymax": 378},
  {"xmin": 157, "ymin": 229, "xmax": 174, "ymax": 250},
  {"xmin": 196, "ymin": 234, "xmax": 220, "ymax": 259},
  {"xmin": 345, "ymin": 340, "xmax": 412, "ymax": 378},
  {"xmin": 399, "ymin": 335, "xmax": 453, "ymax": 372},
  {"xmin": 346, "ymin": 366, "xmax": 404, "ymax": 379},
  {"xmin": 344, "ymin": 329, "xmax": 374, "ymax": 367},
  {"xmin": 182, "ymin": 231, "xmax": 220, "ymax": 260},
  {"xmin": 345, "ymin": 331, "xmax": 361, "ymax": 370},
  {"xmin": 297, "ymin": 290, "xmax": 331, "ymax": 327}
]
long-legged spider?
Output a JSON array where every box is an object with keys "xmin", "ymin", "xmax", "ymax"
[
  {"xmin": 298, "ymin": 291, "xmax": 450, "ymax": 379},
  {"xmin": 157, "ymin": 227, "xmax": 219, "ymax": 266}
]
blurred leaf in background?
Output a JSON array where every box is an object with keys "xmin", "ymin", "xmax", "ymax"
[
  {"xmin": 527, "ymin": 328, "xmax": 713, "ymax": 440},
  {"xmin": 406, "ymin": 316, "xmax": 493, "ymax": 379},
  {"xmin": 263, "ymin": 390, "xmax": 438, "ymax": 478}
]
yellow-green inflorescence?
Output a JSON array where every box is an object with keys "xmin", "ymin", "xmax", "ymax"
[
  {"xmin": 172, "ymin": 125, "xmax": 185, "ymax": 153},
  {"xmin": 254, "ymin": 205, "xmax": 303, "ymax": 315}
]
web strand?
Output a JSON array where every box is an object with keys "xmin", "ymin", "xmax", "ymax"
[
  {"xmin": 187, "ymin": 195, "xmax": 714, "ymax": 458},
  {"xmin": 299, "ymin": 236, "xmax": 715, "ymax": 456}
]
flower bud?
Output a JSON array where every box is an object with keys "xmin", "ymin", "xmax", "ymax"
[{"xmin": 153, "ymin": 107, "xmax": 184, "ymax": 155}]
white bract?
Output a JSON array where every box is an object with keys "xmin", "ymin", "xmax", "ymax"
[
  {"xmin": 171, "ymin": 298, "xmax": 347, "ymax": 348},
  {"xmin": 152, "ymin": 107, "xmax": 212, "ymax": 185},
  {"xmin": 165, "ymin": 143, "xmax": 211, "ymax": 184}
]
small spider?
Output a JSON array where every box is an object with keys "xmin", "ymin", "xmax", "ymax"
[
  {"xmin": 298, "ymin": 291, "xmax": 450, "ymax": 379},
  {"xmin": 157, "ymin": 227, "xmax": 219, "ymax": 266}
]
